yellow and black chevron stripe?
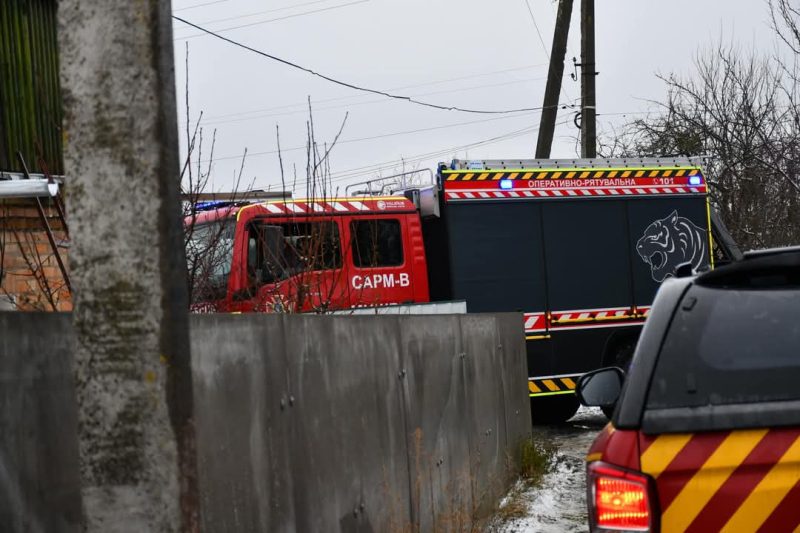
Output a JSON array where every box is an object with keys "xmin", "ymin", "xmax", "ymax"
[
  {"xmin": 528, "ymin": 375, "xmax": 579, "ymax": 397},
  {"xmin": 443, "ymin": 167, "xmax": 701, "ymax": 181}
]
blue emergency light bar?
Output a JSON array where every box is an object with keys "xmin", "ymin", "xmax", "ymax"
[
  {"xmin": 689, "ymin": 175, "xmax": 703, "ymax": 186},
  {"xmin": 499, "ymin": 179, "xmax": 513, "ymax": 190},
  {"xmin": 194, "ymin": 200, "xmax": 234, "ymax": 211}
]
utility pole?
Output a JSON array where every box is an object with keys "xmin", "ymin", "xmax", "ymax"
[
  {"xmin": 59, "ymin": 2, "xmax": 199, "ymax": 531},
  {"xmin": 580, "ymin": 0, "xmax": 597, "ymax": 158},
  {"xmin": 535, "ymin": 0, "xmax": 574, "ymax": 159}
]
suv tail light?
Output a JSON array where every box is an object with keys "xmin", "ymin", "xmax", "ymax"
[{"xmin": 587, "ymin": 462, "xmax": 657, "ymax": 532}]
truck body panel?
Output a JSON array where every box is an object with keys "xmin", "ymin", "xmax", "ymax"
[{"xmin": 434, "ymin": 161, "xmax": 715, "ymax": 398}]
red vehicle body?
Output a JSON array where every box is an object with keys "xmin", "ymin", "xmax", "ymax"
[
  {"xmin": 579, "ymin": 248, "xmax": 800, "ymax": 532},
  {"xmin": 187, "ymin": 196, "xmax": 429, "ymax": 313}
]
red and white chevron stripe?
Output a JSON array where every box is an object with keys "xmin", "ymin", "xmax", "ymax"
[
  {"xmin": 257, "ymin": 198, "xmax": 413, "ymax": 214},
  {"xmin": 446, "ymin": 186, "xmax": 705, "ymax": 201},
  {"xmin": 524, "ymin": 312, "xmax": 547, "ymax": 334}
]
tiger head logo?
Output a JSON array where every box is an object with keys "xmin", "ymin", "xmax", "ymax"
[{"xmin": 636, "ymin": 210, "xmax": 709, "ymax": 282}]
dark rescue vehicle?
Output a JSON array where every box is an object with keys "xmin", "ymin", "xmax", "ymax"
[{"xmin": 430, "ymin": 157, "xmax": 738, "ymax": 422}]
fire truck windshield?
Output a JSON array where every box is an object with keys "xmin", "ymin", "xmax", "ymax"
[{"xmin": 186, "ymin": 220, "xmax": 235, "ymax": 303}]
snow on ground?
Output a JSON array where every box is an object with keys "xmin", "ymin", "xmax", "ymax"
[{"xmin": 490, "ymin": 407, "xmax": 608, "ymax": 533}]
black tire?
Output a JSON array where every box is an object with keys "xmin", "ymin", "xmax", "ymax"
[
  {"xmin": 530, "ymin": 394, "xmax": 580, "ymax": 425},
  {"xmin": 613, "ymin": 341, "xmax": 635, "ymax": 372}
]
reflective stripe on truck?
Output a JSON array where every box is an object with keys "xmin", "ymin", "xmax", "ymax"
[{"xmin": 528, "ymin": 374, "xmax": 581, "ymax": 397}]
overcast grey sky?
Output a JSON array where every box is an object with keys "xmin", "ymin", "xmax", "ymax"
[{"xmin": 171, "ymin": 0, "xmax": 780, "ymax": 195}]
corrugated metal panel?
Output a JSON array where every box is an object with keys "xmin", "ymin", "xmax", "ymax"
[{"xmin": 0, "ymin": 0, "xmax": 62, "ymax": 175}]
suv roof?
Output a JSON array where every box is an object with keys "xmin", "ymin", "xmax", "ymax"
[
  {"xmin": 698, "ymin": 246, "xmax": 800, "ymax": 288},
  {"xmin": 614, "ymin": 245, "xmax": 800, "ymax": 431}
]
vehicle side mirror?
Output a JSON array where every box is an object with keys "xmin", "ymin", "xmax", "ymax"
[{"xmin": 576, "ymin": 367, "xmax": 625, "ymax": 407}]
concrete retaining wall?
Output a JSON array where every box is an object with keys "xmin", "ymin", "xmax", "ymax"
[
  {"xmin": 191, "ymin": 313, "xmax": 530, "ymax": 532},
  {"xmin": 0, "ymin": 313, "xmax": 81, "ymax": 532},
  {"xmin": 0, "ymin": 312, "xmax": 530, "ymax": 532}
]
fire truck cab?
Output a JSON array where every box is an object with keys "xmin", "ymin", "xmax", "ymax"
[{"xmin": 187, "ymin": 196, "xmax": 429, "ymax": 314}]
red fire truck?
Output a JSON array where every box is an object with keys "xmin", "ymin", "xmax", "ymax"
[
  {"xmin": 186, "ymin": 158, "xmax": 739, "ymax": 422},
  {"xmin": 187, "ymin": 195, "xmax": 430, "ymax": 313}
]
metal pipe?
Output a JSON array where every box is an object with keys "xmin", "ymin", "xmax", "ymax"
[
  {"xmin": 345, "ymin": 168, "xmax": 435, "ymax": 196},
  {"xmin": 15, "ymin": 153, "xmax": 71, "ymax": 294},
  {"xmin": 0, "ymin": 178, "xmax": 58, "ymax": 198}
]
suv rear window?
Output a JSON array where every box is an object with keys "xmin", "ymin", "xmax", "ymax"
[{"xmin": 646, "ymin": 284, "xmax": 800, "ymax": 409}]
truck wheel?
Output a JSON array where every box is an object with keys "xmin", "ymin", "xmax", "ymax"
[
  {"xmin": 612, "ymin": 341, "xmax": 635, "ymax": 373},
  {"xmin": 530, "ymin": 394, "xmax": 580, "ymax": 425}
]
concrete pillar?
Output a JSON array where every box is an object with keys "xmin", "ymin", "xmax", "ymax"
[{"xmin": 58, "ymin": 2, "xmax": 198, "ymax": 531}]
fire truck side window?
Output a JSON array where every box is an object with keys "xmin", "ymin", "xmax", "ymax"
[
  {"xmin": 249, "ymin": 220, "xmax": 342, "ymax": 284},
  {"xmin": 350, "ymin": 219, "xmax": 403, "ymax": 268}
]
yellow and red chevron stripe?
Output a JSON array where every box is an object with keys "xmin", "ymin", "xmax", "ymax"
[
  {"xmin": 443, "ymin": 168, "xmax": 700, "ymax": 182},
  {"xmin": 442, "ymin": 167, "xmax": 707, "ymax": 201},
  {"xmin": 639, "ymin": 428, "xmax": 800, "ymax": 532},
  {"xmin": 445, "ymin": 186, "xmax": 705, "ymax": 201},
  {"xmin": 550, "ymin": 307, "xmax": 639, "ymax": 327},
  {"xmin": 523, "ymin": 306, "xmax": 650, "ymax": 338}
]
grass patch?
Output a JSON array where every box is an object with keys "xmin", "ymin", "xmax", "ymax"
[
  {"xmin": 518, "ymin": 438, "xmax": 556, "ymax": 488},
  {"xmin": 488, "ymin": 439, "xmax": 558, "ymax": 529}
]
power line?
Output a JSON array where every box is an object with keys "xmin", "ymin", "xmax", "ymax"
[
  {"xmin": 596, "ymin": 111, "xmax": 651, "ymax": 117},
  {"xmin": 172, "ymin": 15, "xmax": 567, "ymax": 115},
  {"xmin": 205, "ymin": 111, "xmax": 542, "ymax": 162},
  {"xmin": 285, "ymin": 118, "xmax": 573, "ymax": 190},
  {"xmin": 263, "ymin": 117, "xmax": 572, "ymax": 190},
  {"xmin": 200, "ymin": 76, "xmax": 556, "ymax": 127},
  {"xmin": 329, "ymin": 127, "xmax": 542, "ymax": 180},
  {"xmin": 195, "ymin": 62, "xmax": 550, "ymax": 124},
  {"xmin": 173, "ymin": 0, "xmax": 228, "ymax": 12},
  {"xmin": 174, "ymin": 0, "xmax": 370, "ymax": 40},
  {"xmin": 524, "ymin": 0, "xmax": 551, "ymax": 60},
  {"xmin": 523, "ymin": 0, "xmax": 574, "ymax": 104},
  {"xmin": 277, "ymin": 126, "xmax": 540, "ymax": 190},
  {"xmin": 177, "ymin": 0, "xmax": 340, "ymax": 28}
]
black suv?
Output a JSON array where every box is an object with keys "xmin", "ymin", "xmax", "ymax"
[{"xmin": 577, "ymin": 247, "xmax": 800, "ymax": 533}]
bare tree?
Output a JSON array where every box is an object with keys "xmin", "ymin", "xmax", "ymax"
[
  {"xmin": 770, "ymin": 0, "xmax": 800, "ymax": 56},
  {"xmin": 183, "ymin": 91, "xmax": 408, "ymax": 314},
  {"xmin": 248, "ymin": 101, "xmax": 359, "ymax": 313},
  {"xmin": 180, "ymin": 44, "xmax": 253, "ymax": 309},
  {"xmin": 600, "ymin": 31, "xmax": 800, "ymax": 249}
]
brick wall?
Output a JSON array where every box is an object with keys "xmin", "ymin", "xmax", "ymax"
[{"xmin": 0, "ymin": 199, "xmax": 70, "ymax": 311}]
